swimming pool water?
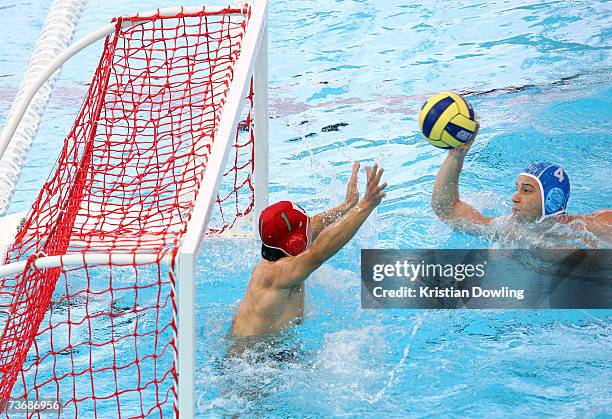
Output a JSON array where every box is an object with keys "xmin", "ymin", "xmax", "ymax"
[{"xmin": 1, "ymin": 0, "xmax": 611, "ymax": 417}]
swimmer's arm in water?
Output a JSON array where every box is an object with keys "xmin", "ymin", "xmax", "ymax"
[
  {"xmin": 310, "ymin": 162, "xmax": 361, "ymax": 240},
  {"xmin": 431, "ymin": 123, "xmax": 492, "ymax": 229},
  {"xmin": 274, "ymin": 165, "xmax": 387, "ymax": 289},
  {"xmin": 567, "ymin": 209, "xmax": 612, "ymax": 242}
]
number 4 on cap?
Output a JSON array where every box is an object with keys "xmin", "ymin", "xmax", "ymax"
[{"xmin": 554, "ymin": 167, "xmax": 564, "ymax": 182}]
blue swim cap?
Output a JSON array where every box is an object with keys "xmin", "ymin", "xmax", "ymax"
[{"xmin": 520, "ymin": 163, "xmax": 570, "ymax": 222}]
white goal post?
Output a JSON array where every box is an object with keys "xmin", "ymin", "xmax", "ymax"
[{"xmin": 176, "ymin": 2, "xmax": 269, "ymax": 417}]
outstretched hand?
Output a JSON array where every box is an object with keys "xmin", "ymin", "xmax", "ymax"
[
  {"xmin": 344, "ymin": 162, "xmax": 360, "ymax": 207},
  {"xmin": 360, "ymin": 164, "xmax": 387, "ymax": 210}
]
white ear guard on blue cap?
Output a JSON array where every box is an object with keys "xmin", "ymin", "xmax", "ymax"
[{"xmin": 520, "ymin": 163, "xmax": 571, "ymax": 223}]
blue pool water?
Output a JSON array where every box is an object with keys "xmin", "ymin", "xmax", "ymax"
[{"xmin": 1, "ymin": 0, "xmax": 611, "ymax": 417}]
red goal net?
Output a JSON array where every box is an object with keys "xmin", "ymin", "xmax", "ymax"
[{"xmin": 0, "ymin": 6, "xmax": 256, "ymax": 417}]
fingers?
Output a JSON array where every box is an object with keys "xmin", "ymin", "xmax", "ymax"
[
  {"xmin": 359, "ymin": 163, "xmax": 387, "ymax": 207},
  {"xmin": 365, "ymin": 164, "xmax": 383, "ymax": 186},
  {"xmin": 348, "ymin": 162, "xmax": 360, "ymax": 184},
  {"xmin": 374, "ymin": 167, "xmax": 384, "ymax": 185},
  {"xmin": 374, "ymin": 182, "xmax": 387, "ymax": 201},
  {"xmin": 459, "ymin": 139, "xmax": 473, "ymax": 149},
  {"xmin": 373, "ymin": 182, "xmax": 387, "ymax": 204},
  {"xmin": 363, "ymin": 164, "xmax": 386, "ymax": 196},
  {"xmin": 376, "ymin": 182, "xmax": 388, "ymax": 193},
  {"xmin": 364, "ymin": 164, "xmax": 375, "ymax": 181}
]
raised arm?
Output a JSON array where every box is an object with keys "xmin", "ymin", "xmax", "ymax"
[
  {"xmin": 275, "ymin": 164, "xmax": 387, "ymax": 288},
  {"xmin": 309, "ymin": 162, "xmax": 361, "ymax": 240},
  {"xmin": 431, "ymin": 123, "xmax": 492, "ymax": 229}
]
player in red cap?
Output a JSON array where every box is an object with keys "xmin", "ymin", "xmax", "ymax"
[{"xmin": 231, "ymin": 163, "xmax": 386, "ymax": 337}]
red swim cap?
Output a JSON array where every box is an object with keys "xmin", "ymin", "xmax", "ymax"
[{"xmin": 259, "ymin": 201, "xmax": 309, "ymax": 256}]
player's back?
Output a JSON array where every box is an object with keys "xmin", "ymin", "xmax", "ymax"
[{"xmin": 231, "ymin": 260, "xmax": 305, "ymax": 336}]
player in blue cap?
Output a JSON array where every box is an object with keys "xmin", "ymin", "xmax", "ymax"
[
  {"xmin": 431, "ymin": 124, "xmax": 611, "ymax": 244},
  {"xmin": 519, "ymin": 162, "xmax": 571, "ymax": 223}
]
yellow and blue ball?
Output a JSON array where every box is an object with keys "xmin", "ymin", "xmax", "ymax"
[{"xmin": 419, "ymin": 91, "xmax": 477, "ymax": 149}]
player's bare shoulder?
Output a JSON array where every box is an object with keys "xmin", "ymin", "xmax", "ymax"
[{"xmin": 249, "ymin": 259, "xmax": 279, "ymax": 290}]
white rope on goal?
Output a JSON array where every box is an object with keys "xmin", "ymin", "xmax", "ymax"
[{"xmin": 0, "ymin": 0, "xmax": 88, "ymax": 216}]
